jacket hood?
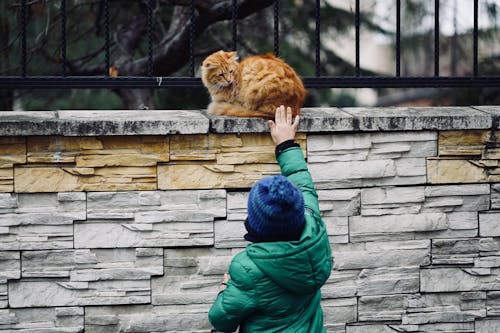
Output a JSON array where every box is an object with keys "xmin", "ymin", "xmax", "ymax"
[{"xmin": 246, "ymin": 212, "xmax": 332, "ymax": 295}]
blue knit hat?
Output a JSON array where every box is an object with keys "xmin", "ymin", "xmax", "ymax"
[{"xmin": 245, "ymin": 175, "xmax": 305, "ymax": 242}]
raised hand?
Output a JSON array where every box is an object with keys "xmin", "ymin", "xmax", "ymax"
[{"xmin": 268, "ymin": 105, "xmax": 300, "ymax": 145}]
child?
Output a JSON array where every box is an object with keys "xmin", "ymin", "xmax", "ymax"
[{"xmin": 208, "ymin": 105, "xmax": 332, "ymax": 333}]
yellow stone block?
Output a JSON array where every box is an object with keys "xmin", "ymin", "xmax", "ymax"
[
  {"xmin": 158, "ymin": 164, "xmax": 280, "ymax": 190},
  {"xmin": 0, "ymin": 168, "xmax": 13, "ymax": 192},
  {"xmin": 14, "ymin": 165, "xmax": 157, "ymax": 192},
  {"xmin": 427, "ymin": 158, "xmax": 500, "ymax": 184},
  {"xmin": 15, "ymin": 167, "xmax": 80, "ymax": 192},
  {"xmin": 76, "ymin": 154, "xmax": 164, "ymax": 167},
  {"xmin": 27, "ymin": 136, "xmax": 169, "ymax": 165},
  {"xmin": 163, "ymin": 133, "xmax": 307, "ymax": 190},
  {"xmin": 0, "ymin": 137, "xmax": 26, "ymax": 167},
  {"xmin": 438, "ymin": 130, "xmax": 489, "ymax": 157},
  {"xmin": 79, "ymin": 166, "xmax": 156, "ymax": 191}
]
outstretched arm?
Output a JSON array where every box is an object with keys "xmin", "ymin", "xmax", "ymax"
[{"xmin": 268, "ymin": 106, "xmax": 320, "ymax": 215}]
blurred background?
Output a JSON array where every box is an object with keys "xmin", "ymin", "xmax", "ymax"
[{"xmin": 1, "ymin": 0, "xmax": 499, "ymax": 111}]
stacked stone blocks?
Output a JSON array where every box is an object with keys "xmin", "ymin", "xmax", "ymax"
[{"xmin": 0, "ymin": 107, "xmax": 499, "ymax": 332}]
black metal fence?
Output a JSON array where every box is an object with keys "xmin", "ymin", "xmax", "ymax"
[{"xmin": 2, "ymin": 0, "xmax": 500, "ymax": 89}]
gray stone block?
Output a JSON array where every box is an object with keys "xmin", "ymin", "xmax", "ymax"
[
  {"xmin": 76, "ymin": 190, "xmax": 226, "ymax": 248},
  {"xmin": 308, "ymin": 132, "xmax": 435, "ymax": 189},
  {"xmin": 0, "ymin": 193, "xmax": 85, "ymax": 250},
  {"xmin": 476, "ymin": 318, "xmax": 500, "ymax": 333},
  {"xmin": 152, "ymin": 247, "xmax": 233, "ymax": 306},
  {"xmin": 333, "ymin": 240, "xmax": 430, "ymax": 270},
  {"xmin": 9, "ymin": 249, "xmax": 162, "ymax": 307},
  {"xmin": 0, "ymin": 111, "xmax": 59, "ymax": 136},
  {"xmin": 84, "ymin": 304, "xmax": 213, "ymax": 333},
  {"xmin": 0, "ymin": 251, "xmax": 20, "ymax": 308},
  {"xmin": 361, "ymin": 184, "xmax": 490, "ymax": 216},
  {"xmin": 432, "ymin": 238, "xmax": 498, "ymax": 265},
  {"xmin": 350, "ymin": 211, "xmax": 478, "ymax": 243},
  {"xmin": 0, "ymin": 307, "xmax": 84, "ymax": 332},
  {"xmin": 9, "ymin": 279, "xmax": 151, "ymax": 307},
  {"xmin": 492, "ymin": 184, "xmax": 500, "ymax": 209},
  {"xmin": 421, "ymin": 268, "xmax": 500, "ymax": 292},
  {"xmin": 358, "ymin": 294, "xmax": 410, "ymax": 322},
  {"xmin": 342, "ymin": 106, "xmax": 492, "ymax": 131},
  {"xmin": 322, "ymin": 298, "xmax": 357, "ymax": 330},
  {"xmin": 208, "ymin": 108, "xmax": 356, "ymax": 134},
  {"xmin": 57, "ymin": 110, "xmax": 210, "ymax": 136},
  {"xmin": 480, "ymin": 212, "xmax": 500, "ymax": 237},
  {"xmin": 323, "ymin": 267, "xmax": 419, "ymax": 298}
]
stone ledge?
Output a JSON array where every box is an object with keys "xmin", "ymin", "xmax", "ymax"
[{"xmin": 0, "ymin": 106, "xmax": 498, "ymax": 136}]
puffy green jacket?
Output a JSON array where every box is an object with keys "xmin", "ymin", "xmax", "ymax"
[{"xmin": 208, "ymin": 146, "xmax": 333, "ymax": 333}]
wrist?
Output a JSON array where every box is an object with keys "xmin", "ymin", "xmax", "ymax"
[{"xmin": 275, "ymin": 140, "xmax": 300, "ymax": 158}]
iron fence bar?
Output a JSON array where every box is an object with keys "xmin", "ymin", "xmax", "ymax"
[
  {"xmin": 189, "ymin": 0, "xmax": 195, "ymax": 76},
  {"xmin": 355, "ymin": 0, "xmax": 360, "ymax": 77},
  {"xmin": 3, "ymin": 76, "xmax": 500, "ymax": 89},
  {"xmin": 396, "ymin": 0, "xmax": 401, "ymax": 77},
  {"xmin": 104, "ymin": 0, "xmax": 110, "ymax": 76},
  {"xmin": 147, "ymin": 0, "xmax": 154, "ymax": 77},
  {"xmin": 232, "ymin": 0, "xmax": 238, "ymax": 51},
  {"xmin": 315, "ymin": 0, "xmax": 321, "ymax": 77},
  {"xmin": 21, "ymin": 0, "xmax": 27, "ymax": 77},
  {"xmin": 473, "ymin": 0, "xmax": 479, "ymax": 76},
  {"xmin": 273, "ymin": 0, "xmax": 279, "ymax": 56},
  {"xmin": 61, "ymin": 0, "xmax": 67, "ymax": 76},
  {"xmin": 434, "ymin": 0, "xmax": 440, "ymax": 77}
]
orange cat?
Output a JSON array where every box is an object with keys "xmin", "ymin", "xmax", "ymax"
[{"xmin": 201, "ymin": 50, "xmax": 306, "ymax": 118}]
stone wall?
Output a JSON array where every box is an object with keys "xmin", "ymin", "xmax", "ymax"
[{"xmin": 0, "ymin": 106, "xmax": 499, "ymax": 332}]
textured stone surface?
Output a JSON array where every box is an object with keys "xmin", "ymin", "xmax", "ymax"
[
  {"xmin": 0, "ymin": 192, "xmax": 85, "ymax": 250},
  {"xmin": 341, "ymin": 106, "xmax": 492, "ymax": 131},
  {"xmin": 421, "ymin": 268, "xmax": 500, "ymax": 292},
  {"xmin": 333, "ymin": 240, "xmax": 430, "ymax": 270},
  {"xmin": 361, "ymin": 184, "xmax": 489, "ymax": 216},
  {"xmin": 1, "ymin": 109, "xmax": 500, "ymax": 332},
  {"xmin": 209, "ymin": 107, "xmax": 355, "ymax": 133},
  {"xmin": 323, "ymin": 267, "xmax": 420, "ymax": 298},
  {"xmin": 428, "ymin": 129, "xmax": 500, "ymax": 184},
  {"xmin": 350, "ymin": 212, "xmax": 478, "ymax": 242},
  {"xmin": 159, "ymin": 133, "xmax": 306, "ymax": 190},
  {"xmin": 9, "ymin": 248, "xmax": 162, "ymax": 308},
  {"xmin": 308, "ymin": 132, "xmax": 435, "ymax": 189},
  {"xmin": 84, "ymin": 304, "xmax": 212, "ymax": 333},
  {"xmin": 75, "ymin": 190, "xmax": 225, "ymax": 248},
  {"xmin": 432, "ymin": 238, "xmax": 499, "ymax": 265},
  {"xmin": 0, "ymin": 251, "xmax": 20, "ymax": 308},
  {"xmin": 0, "ymin": 137, "xmax": 25, "ymax": 192},
  {"xmin": 152, "ymin": 248, "xmax": 233, "ymax": 306},
  {"xmin": 0, "ymin": 110, "xmax": 209, "ymax": 136},
  {"xmin": 0, "ymin": 307, "xmax": 84, "ymax": 332},
  {"xmin": 479, "ymin": 212, "xmax": 500, "ymax": 237},
  {"xmin": 15, "ymin": 136, "xmax": 168, "ymax": 192},
  {"xmin": 492, "ymin": 184, "xmax": 500, "ymax": 209}
]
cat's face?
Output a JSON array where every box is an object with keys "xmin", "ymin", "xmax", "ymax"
[{"xmin": 201, "ymin": 51, "xmax": 239, "ymax": 89}]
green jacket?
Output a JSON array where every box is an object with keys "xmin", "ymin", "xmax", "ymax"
[{"xmin": 208, "ymin": 146, "xmax": 333, "ymax": 333}]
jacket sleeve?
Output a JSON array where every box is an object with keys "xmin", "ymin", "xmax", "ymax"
[
  {"xmin": 208, "ymin": 258, "xmax": 258, "ymax": 332},
  {"xmin": 276, "ymin": 144, "xmax": 320, "ymax": 216}
]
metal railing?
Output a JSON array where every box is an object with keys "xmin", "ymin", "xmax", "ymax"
[{"xmin": 2, "ymin": 0, "xmax": 500, "ymax": 89}]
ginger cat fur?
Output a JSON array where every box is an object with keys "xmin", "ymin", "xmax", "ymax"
[{"xmin": 201, "ymin": 50, "xmax": 306, "ymax": 118}]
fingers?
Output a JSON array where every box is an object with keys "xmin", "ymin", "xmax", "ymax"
[
  {"xmin": 293, "ymin": 115, "xmax": 300, "ymax": 130},
  {"xmin": 268, "ymin": 120, "xmax": 276, "ymax": 130},
  {"xmin": 275, "ymin": 105, "xmax": 285, "ymax": 124},
  {"xmin": 286, "ymin": 107, "xmax": 292, "ymax": 124}
]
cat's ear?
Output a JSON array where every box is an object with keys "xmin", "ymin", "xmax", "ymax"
[
  {"xmin": 227, "ymin": 51, "xmax": 239, "ymax": 62},
  {"xmin": 203, "ymin": 61, "xmax": 218, "ymax": 69}
]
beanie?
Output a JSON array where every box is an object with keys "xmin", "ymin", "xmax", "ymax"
[{"xmin": 245, "ymin": 175, "xmax": 305, "ymax": 243}]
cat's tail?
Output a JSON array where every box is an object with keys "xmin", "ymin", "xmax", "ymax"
[{"xmin": 208, "ymin": 102, "xmax": 273, "ymax": 118}]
